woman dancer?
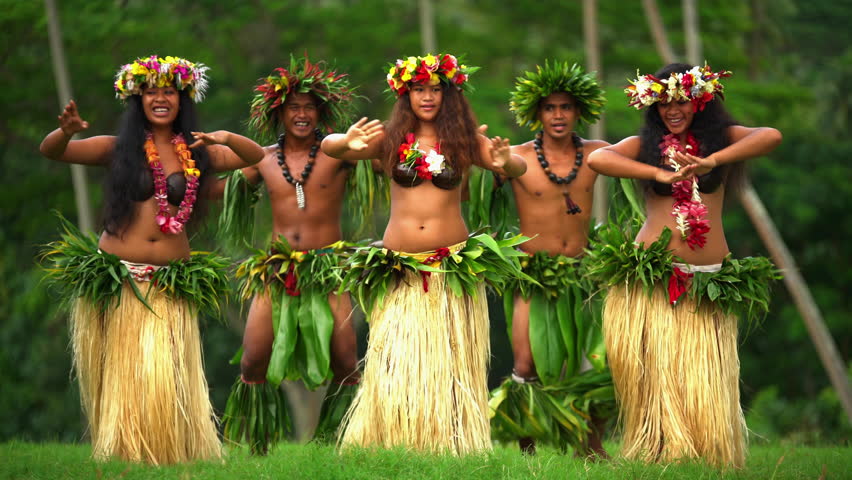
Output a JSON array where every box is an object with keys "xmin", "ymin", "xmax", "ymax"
[
  {"xmin": 40, "ymin": 55, "xmax": 264, "ymax": 464},
  {"xmin": 322, "ymin": 53, "xmax": 528, "ymax": 454},
  {"xmin": 586, "ymin": 63, "xmax": 782, "ymax": 468}
]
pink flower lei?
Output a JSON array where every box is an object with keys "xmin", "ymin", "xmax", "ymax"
[
  {"xmin": 143, "ymin": 132, "xmax": 200, "ymax": 234},
  {"xmin": 660, "ymin": 132, "xmax": 710, "ymax": 250}
]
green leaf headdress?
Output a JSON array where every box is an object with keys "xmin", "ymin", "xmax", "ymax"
[
  {"xmin": 247, "ymin": 54, "xmax": 357, "ymax": 143},
  {"xmin": 510, "ymin": 60, "xmax": 606, "ymax": 131}
]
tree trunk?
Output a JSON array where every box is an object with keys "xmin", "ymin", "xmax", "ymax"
[
  {"xmin": 641, "ymin": 0, "xmax": 677, "ymax": 64},
  {"xmin": 682, "ymin": 0, "xmax": 702, "ymax": 65},
  {"xmin": 418, "ymin": 0, "xmax": 436, "ymax": 53},
  {"xmin": 45, "ymin": 0, "xmax": 94, "ymax": 232},
  {"xmin": 583, "ymin": 0, "xmax": 608, "ymax": 223}
]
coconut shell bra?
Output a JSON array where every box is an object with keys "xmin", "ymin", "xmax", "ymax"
[
  {"xmin": 391, "ymin": 162, "xmax": 462, "ymax": 189},
  {"xmin": 134, "ymin": 170, "xmax": 186, "ymax": 206}
]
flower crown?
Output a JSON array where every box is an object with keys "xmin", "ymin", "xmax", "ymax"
[
  {"xmin": 625, "ymin": 63, "xmax": 731, "ymax": 112},
  {"xmin": 510, "ymin": 60, "xmax": 606, "ymax": 131},
  {"xmin": 248, "ymin": 55, "xmax": 356, "ymax": 142},
  {"xmin": 114, "ymin": 55, "xmax": 209, "ymax": 103},
  {"xmin": 386, "ymin": 53, "xmax": 478, "ymax": 96}
]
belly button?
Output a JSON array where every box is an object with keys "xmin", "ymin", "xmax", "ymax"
[{"xmin": 419, "ymin": 226, "xmax": 425, "ymax": 230}]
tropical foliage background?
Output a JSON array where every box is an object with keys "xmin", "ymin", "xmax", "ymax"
[{"xmin": 1, "ymin": 0, "xmax": 849, "ymax": 445}]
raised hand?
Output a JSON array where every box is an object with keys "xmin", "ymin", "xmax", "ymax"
[
  {"xmin": 345, "ymin": 117, "xmax": 383, "ymax": 151},
  {"xmin": 479, "ymin": 124, "xmax": 512, "ymax": 169},
  {"xmin": 189, "ymin": 130, "xmax": 231, "ymax": 149},
  {"xmin": 58, "ymin": 100, "xmax": 89, "ymax": 137},
  {"xmin": 655, "ymin": 163, "xmax": 698, "ymax": 184}
]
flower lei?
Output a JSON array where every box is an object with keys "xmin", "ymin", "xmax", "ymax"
[
  {"xmin": 397, "ymin": 132, "xmax": 446, "ymax": 180},
  {"xmin": 660, "ymin": 132, "xmax": 709, "ymax": 250},
  {"xmin": 114, "ymin": 55, "xmax": 209, "ymax": 102},
  {"xmin": 386, "ymin": 53, "xmax": 477, "ymax": 96},
  {"xmin": 144, "ymin": 132, "xmax": 200, "ymax": 234},
  {"xmin": 626, "ymin": 63, "xmax": 731, "ymax": 112}
]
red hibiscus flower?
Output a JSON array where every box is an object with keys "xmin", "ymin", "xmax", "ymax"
[
  {"xmin": 438, "ymin": 54, "xmax": 457, "ymax": 72},
  {"xmin": 413, "ymin": 64, "xmax": 432, "ymax": 84}
]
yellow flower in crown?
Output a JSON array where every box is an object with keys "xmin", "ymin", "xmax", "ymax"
[
  {"xmin": 114, "ymin": 55, "xmax": 209, "ymax": 103},
  {"xmin": 385, "ymin": 53, "xmax": 478, "ymax": 96},
  {"xmin": 423, "ymin": 54, "xmax": 438, "ymax": 70},
  {"xmin": 625, "ymin": 62, "xmax": 731, "ymax": 112}
]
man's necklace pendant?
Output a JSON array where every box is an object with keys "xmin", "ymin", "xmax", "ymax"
[
  {"xmin": 563, "ymin": 191, "xmax": 581, "ymax": 215},
  {"xmin": 296, "ymin": 182, "xmax": 306, "ymax": 210}
]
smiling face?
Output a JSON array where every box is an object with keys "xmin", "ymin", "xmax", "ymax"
[
  {"xmin": 279, "ymin": 92, "xmax": 320, "ymax": 139},
  {"xmin": 657, "ymin": 99, "xmax": 695, "ymax": 136},
  {"xmin": 537, "ymin": 92, "xmax": 577, "ymax": 139},
  {"xmin": 408, "ymin": 84, "xmax": 443, "ymax": 123},
  {"xmin": 141, "ymin": 85, "xmax": 179, "ymax": 128}
]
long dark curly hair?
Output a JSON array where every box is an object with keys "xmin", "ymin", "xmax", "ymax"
[
  {"xmin": 380, "ymin": 83, "xmax": 480, "ymax": 174},
  {"xmin": 637, "ymin": 63, "xmax": 744, "ymax": 192},
  {"xmin": 103, "ymin": 90, "xmax": 212, "ymax": 235}
]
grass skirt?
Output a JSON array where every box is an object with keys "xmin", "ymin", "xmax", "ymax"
[
  {"xmin": 603, "ymin": 281, "xmax": 744, "ymax": 468},
  {"xmin": 339, "ymin": 269, "xmax": 491, "ymax": 455},
  {"xmin": 71, "ymin": 281, "xmax": 220, "ymax": 464}
]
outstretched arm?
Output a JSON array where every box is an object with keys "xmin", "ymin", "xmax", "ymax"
[
  {"xmin": 476, "ymin": 125, "xmax": 526, "ymax": 178},
  {"xmin": 208, "ymin": 161, "xmax": 263, "ymax": 199},
  {"xmin": 40, "ymin": 100, "xmax": 114, "ymax": 166},
  {"xmin": 322, "ymin": 117, "xmax": 385, "ymax": 162},
  {"xmin": 672, "ymin": 125, "xmax": 783, "ymax": 175},
  {"xmin": 191, "ymin": 131, "xmax": 265, "ymax": 172},
  {"xmin": 587, "ymin": 136, "xmax": 697, "ymax": 184}
]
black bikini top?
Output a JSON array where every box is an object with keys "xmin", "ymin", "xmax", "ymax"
[
  {"xmin": 133, "ymin": 169, "xmax": 187, "ymax": 206},
  {"xmin": 391, "ymin": 162, "xmax": 462, "ymax": 189},
  {"xmin": 650, "ymin": 164, "xmax": 725, "ymax": 196}
]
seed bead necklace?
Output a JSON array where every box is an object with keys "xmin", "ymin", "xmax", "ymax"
[
  {"xmin": 534, "ymin": 130, "xmax": 583, "ymax": 214},
  {"xmin": 277, "ymin": 129, "xmax": 323, "ymax": 209}
]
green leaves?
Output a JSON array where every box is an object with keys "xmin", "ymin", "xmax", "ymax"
[
  {"xmin": 340, "ymin": 232, "xmax": 536, "ymax": 314},
  {"xmin": 39, "ymin": 215, "xmax": 230, "ymax": 318},
  {"xmin": 217, "ymin": 170, "xmax": 262, "ymax": 254},
  {"xmin": 343, "ymin": 161, "xmax": 389, "ymax": 240},
  {"xmin": 222, "ymin": 377, "xmax": 291, "ymax": 456},
  {"xmin": 587, "ymin": 224, "xmax": 781, "ymax": 331},
  {"xmin": 489, "ymin": 369, "xmax": 615, "ymax": 450}
]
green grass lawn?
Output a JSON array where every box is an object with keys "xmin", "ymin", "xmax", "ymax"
[{"xmin": 1, "ymin": 441, "xmax": 848, "ymax": 480}]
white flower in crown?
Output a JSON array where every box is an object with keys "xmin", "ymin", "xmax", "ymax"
[{"xmin": 425, "ymin": 149, "xmax": 445, "ymax": 174}]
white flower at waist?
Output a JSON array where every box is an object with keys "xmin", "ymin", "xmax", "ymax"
[{"xmin": 424, "ymin": 149, "xmax": 445, "ymax": 174}]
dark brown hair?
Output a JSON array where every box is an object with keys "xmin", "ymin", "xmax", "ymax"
[{"xmin": 381, "ymin": 84, "xmax": 480, "ymax": 174}]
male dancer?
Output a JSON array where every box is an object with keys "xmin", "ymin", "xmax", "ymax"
[
  {"xmin": 220, "ymin": 56, "xmax": 377, "ymax": 453},
  {"xmin": 490, "ymin": 61, "xmax": 613, "ymax": 457}
]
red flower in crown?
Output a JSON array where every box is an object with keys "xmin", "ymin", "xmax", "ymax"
[{"xmin": 414, "ymin": 64, "xmax": 432, "ymax": 84}]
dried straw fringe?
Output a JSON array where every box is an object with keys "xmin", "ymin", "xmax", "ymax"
[
  {"xmin": 71, "ymin": 281, "xmax": 220, "ymax": 464},
  {"xmin": 603, "ymin": 282, "xmax": 745, "ymax": 468},
  {"xmin": 339, "ymin": 269, "xmax": 491, "ymax": 455}
]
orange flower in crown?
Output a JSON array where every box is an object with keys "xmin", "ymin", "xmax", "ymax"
[{"xmin": 386, "ymin": 53, "xmax": 478, "ymax": 96}]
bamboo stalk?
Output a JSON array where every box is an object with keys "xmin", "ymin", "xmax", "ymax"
[{"xmin": 738, "ymin": 182, "xmax": 852, "ymax": 424}]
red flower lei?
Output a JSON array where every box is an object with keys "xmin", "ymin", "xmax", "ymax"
[
  {"xmin": 398, "ymin": 132, "xmax": 443, "ymax": 180},
  {"xmin": 659, "ymin": 132, "xmax": 709, "ymax": 250},
  {"xmin": 144, "ymin": 132, "xmax": 200, "ymax": 234}
]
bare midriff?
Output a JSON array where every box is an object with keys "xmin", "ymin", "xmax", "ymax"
[
  {"xmin": 636, "ymin": 187, "xmax": 730, "ymax": 265},
  {"xmin": 382, "ymin": 181, "xmax": 468, "ymax": 253},
  {"xmin": 98, "ymin": 199, "xmax": 191, "ymax": 265}
]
